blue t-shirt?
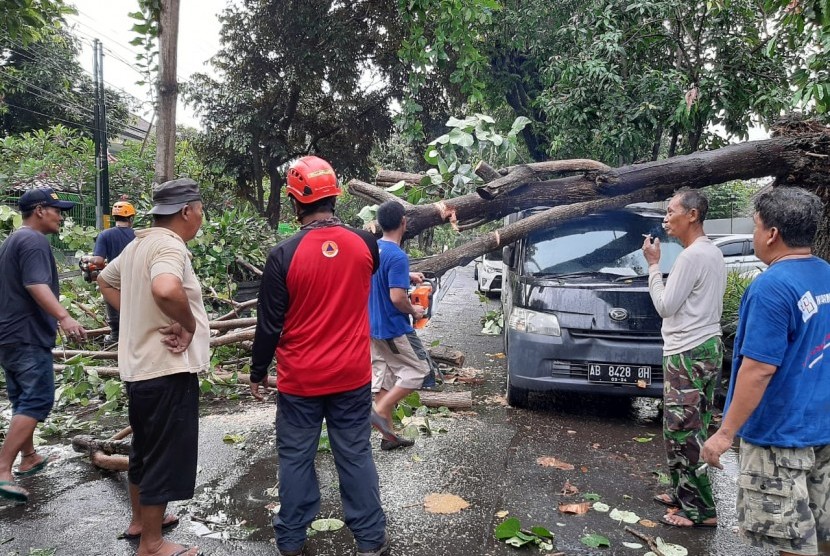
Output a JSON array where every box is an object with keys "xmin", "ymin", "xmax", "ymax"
[
  {"xmin": 369, "ymin": 239, "xmax": 413, "ymax": 340},
  {"xmin": 725, "ymin": 256, "xmax": 830, "ymax": 447},
  {"xmin": 0, "ymin": 227, "xmax": 60, "ymax": 348},
  {"xmin": 93, "ymin": 225, "xmax": 136, "ymax": 261}
]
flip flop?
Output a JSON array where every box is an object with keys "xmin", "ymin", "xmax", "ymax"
[
  {"xmin": 120, "ymin": 513, "xmax": 180, "ymax": 540},
  {"xmin": 652, "ymin": 493, "xmax": 679, "ymax": 508},
  {"xmin": 13, "ymin": 458, "xmax": 48, "ymax": 478},
  {"xmin": 659, "ymin": 510, "xmax": 717, "ymax": 528},
  {"xmin": 0, "ymin": 481, "xmax": 28, "ymax": 503}
]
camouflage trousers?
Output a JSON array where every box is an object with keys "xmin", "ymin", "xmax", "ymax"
[
  {"xmin": 662, "ymin": 336, "xmax": 722, "ymax": 523},
  {"xmin": 738, "ymin": 440, "xmax": 830, "ymax": 556}
]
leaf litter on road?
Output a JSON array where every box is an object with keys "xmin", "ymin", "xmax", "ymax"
[
  {"xmin": 559, "ymin": 501, "xmax": 592, "ymax": 515},
  {"xmin": 537, "ymin": 456, "xmax": 575, "ymax": 470},
  {"xmin": 423, "ymin": 493, "xmax": 470, "ymax": 514}
]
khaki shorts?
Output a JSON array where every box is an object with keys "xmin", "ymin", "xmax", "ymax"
[
  {"xmin": 371, "ymin": 333, "xmax": 430, "ymax": 392},
  {"xmin": 737, "ymin": 440, "xmax": 830, "ymax": 555}
]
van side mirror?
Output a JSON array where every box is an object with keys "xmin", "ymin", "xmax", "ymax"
[{"xmin": 503, "ymin": 245, "xmax": 516, "ymax": 268}]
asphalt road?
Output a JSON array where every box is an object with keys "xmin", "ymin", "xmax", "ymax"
[{"xmin": 0, "ymin": 264, "xmax": 773, "ymax": 556}]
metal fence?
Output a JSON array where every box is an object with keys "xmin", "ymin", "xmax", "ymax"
[{"xmin": 1, "ymin": 189, "xmax": 96, "ymax": 250}]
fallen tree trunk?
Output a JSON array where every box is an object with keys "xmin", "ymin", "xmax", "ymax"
[
  {"xmin": 418, "ymin": 390, "xmax": 472, "ymax": 409},
  {"xmin": 349, "ymin": 133, "xmax": 830, "ymax": 276}
]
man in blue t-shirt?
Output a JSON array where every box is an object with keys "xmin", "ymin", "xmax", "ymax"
[
  {"xmin": 368, "ymin": 201, "xmax": 436, "ymax": 451},
  {"xmin": 86, "ymin": 200, "xmax": 136, "ymax": 342},
  {"xmin": 703, "ymin": 187, "xmax": 830, "ymax": 556},
  {"xmin": 0, "ymin": 187, "xmax": 87, "ymax": 504}
]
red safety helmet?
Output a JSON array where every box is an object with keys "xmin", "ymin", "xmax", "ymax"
[
  {"xmin": 286, "ymin": 156, "xmax": 341, "ymax": 204},
  {"xmin": 112, "ymin": 201, "xmax": 136, "ymax": 217}
]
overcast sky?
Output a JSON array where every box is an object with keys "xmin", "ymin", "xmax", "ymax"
[{"xmin": 67, "ymin": 0, "xmax": 225, "ymax": 129}]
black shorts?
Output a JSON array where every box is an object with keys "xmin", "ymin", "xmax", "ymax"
[{"xmin": 126, "ymin": 372, "xmax": 199, "ymax": 506}]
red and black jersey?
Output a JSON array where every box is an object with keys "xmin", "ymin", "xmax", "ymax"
[{"xmin": 251, "ymin": 223, "xmax": 379, "ymax": 396}]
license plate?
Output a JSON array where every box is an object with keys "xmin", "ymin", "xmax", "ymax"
[{"xmin": 588, "ymin": 364, "xmax": 652, "ymax": 385}]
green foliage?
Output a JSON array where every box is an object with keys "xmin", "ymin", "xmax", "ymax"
[
  {"xmin": 52, "ymin": 358, "xmax": 125, "ymax": 418},
  {"xmin": 128, "ymin": 0, "xmax": 161, "ymax": 91},
  {"xmin": 0, "ymin": 29, "xmax": 132, "ymax": 137},
  {"xmin": 185, "ymin": 0, "xmax": 397, "ymax": 224},
  {"xmin": 580, "ymin": 533, "xmax": 611, "ymax": 548},
  {"xmin": 703, "ymin": 180, "xmax": 764, "ymax": 220},
  {"xmin": 538, "ymin": 0, "xmax": 793, "ymax": 163},
  {"xmin": 494, "ymin": 517, "xmax": 554, "ymax": 550},
  {"xmin": 480, "ymin": 308, "xmax": 504, "ymax": 335},
  {"xmin": 421, "ymin": 114, "xmax": 530, "ymax": 199},
  {"xmin": 721, "ymin": 270, "xmax": 754, "ymax": 341},
  {"xmin": 397, "ymin": 0, "xmax": 502, "ymax": 140},
  {"xmin": 0, "ymin": 0, "xmax": 73, "ymax": 46},
  {"xmin": 189, "ymin": 205, "xmax": 276, "ymax": 298}
]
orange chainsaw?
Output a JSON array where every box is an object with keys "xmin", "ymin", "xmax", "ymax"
[
  {"xmin": 410, "ymin": 279, "xmax": 434, "ymax": 330},
  {"xmin": 79, "ymin": 256, "xmax": 106, "ymax": 282}
]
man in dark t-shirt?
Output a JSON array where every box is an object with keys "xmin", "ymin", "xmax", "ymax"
[
  {"xmin": 0, "ymin": 187, "xmax": 87, "ymax": 503},
  {"xmin": 86, "ymin": 200, "xmax": 137, "ymax": 342}
]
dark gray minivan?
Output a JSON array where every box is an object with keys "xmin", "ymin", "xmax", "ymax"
[{"xmin": 501, "ymin": 206, "xmax": 683, "ymax": 407}]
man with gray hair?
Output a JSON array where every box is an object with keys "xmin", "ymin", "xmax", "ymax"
[
  {"xmin": 642, "ymin": 188, "xmax": 725, "ymax": 528},
  {"xmin": 98, "ymin": 178, "xmax": 209, "ymax": 556},
  {"xmin": 703, "ymin": 187, "xmax": 830, "ymax": 556}
]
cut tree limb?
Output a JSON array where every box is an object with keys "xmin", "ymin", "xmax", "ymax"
[
  {"xmin": 624, "ymin": 526, "xmax": 665, "ymax": 556},
  {"xmin": 475, "ymin": 159, "xmax": 612, "ymax": 200},
  {"xmin": 350, "ymin": 134, "xmax": 829, "ymax": 246},
  {"xmin": 418, "ymin": 390, "xmax": 472, "ymax": 409},
  {"xmin": 71, "ymin": 435, "xmax": 131, "ymax": 456},
  {"xmin": 428, "ymin": 346, "xmax": 465, "ymax": 368},
  {"xmin": 411, "ymin": 185, "xmax": 663, "ymax": 275}
]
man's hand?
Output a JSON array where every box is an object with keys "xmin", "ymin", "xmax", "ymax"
[
  {"xmin": 409, "ymin": 272, "xmax": 425, "ymax": 284},
  {"xmin": 642, "ymin": 236, "xmax": 661, "ymax": 266},
  {"xmin": 249, "ymin": 378, "xmax": 267, "ymax": 401},
  {"xmin": 702, "ymin": 429, "xmax": 734, "ymax": 469},
  {"xmin": 59, "ymin": 315, "xmax": 87, "ymax": 342},
  {"xmin": 158, "ymin": 322, "xmax": 194, "ymax": 353},
  {"xmin": 411, "ymin": 304, "xmax": 426, "ymax": 320}
]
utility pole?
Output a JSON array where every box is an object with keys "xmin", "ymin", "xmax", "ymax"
[
  {"xmin": 154, "ymin": 0, "xmax": 180, "ymax": 185},
  {"xmin": 92, "ymin": 39, "xmax": 110, "ymax": 229}
]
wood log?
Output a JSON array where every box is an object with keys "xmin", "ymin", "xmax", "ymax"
[
  {"xmin": 350, "ymin": 134, "xmax": 830, "ymax": 245},
  {"xmin": 210, "ymin": 318, "xmax": 257, "ymax": 331},
  {"xmin": 71, "ymin": 435, "xmax": 131, "ymax": 456},
  {"xmin": 53, "ymin": 349, "xmax": 117, "ymax": 360},
  {"xmin": 55, "ymin": 364, "xmax": 120, "ymax": 377},
  {"xmin": 475, "ymin": 160, "xmax": 612, "ymax": 199},
  {"xmin": 428, "ymin": 346, "xmax": 465, "ymax": 368},
  {"xmin": 411, "ymin": 185, "xmax": 662, "ymax": 275},
  {"xmin": 210, "ymin": 328, "xmax": 255, "ymax": 346},
  {"xmin": 418, "ymin": 390, "xmax": 472, "ymax": 409},
  {"xmin": 214, "ymin": 298, "xmax": 259, "ymax": 321},
  {"xmin": 375, "ymin": 170, "xmax": 423, "ymax": 188}
]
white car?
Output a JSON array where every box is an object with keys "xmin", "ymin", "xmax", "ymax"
[
  {"xmin": 474, "ymin": 251, "xmax": 503, "ymax": 296},
  {"xmin": 710, "ymin": 234, "xmax": 767, "ymax": 275}
]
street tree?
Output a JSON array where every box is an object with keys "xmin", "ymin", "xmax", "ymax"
[
  {"xmin": 0, "ymin": 29, "xmax": 131, "ymax": 138},
  {"xmin": 184, "ymin": 0, "xmax": 402, "ymax": 225}
]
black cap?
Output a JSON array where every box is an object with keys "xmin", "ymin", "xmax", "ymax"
[
  {"xmin": 149, "ymin": 178, "xmax": 202, "ymax": 215},
  {"xmin": 18, "ymin": 187, "xmax": 75, "ymax": 212}
]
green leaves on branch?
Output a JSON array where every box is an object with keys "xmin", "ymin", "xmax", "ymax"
[
  {"xmin": 0, "ymin": 0, "xmax": 74, "ymax": 46},
  {"xmin": 397, "ymin": 0, "xmax": 501, "ymax": 140},
  {"xmin": 422, "ymin": 114, "xmax": 529, "ymax": 198},
  {"xmin": 494, "ymin": 517, "xmax": 554, "ymax": 550}
]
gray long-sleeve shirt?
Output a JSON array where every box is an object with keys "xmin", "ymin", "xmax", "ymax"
[{"xmin": 648, "ymin": 236, "xmax": 726, "ymax": 355}]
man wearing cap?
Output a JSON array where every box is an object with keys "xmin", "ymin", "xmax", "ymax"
[
  {"xmin": 98, "ymin": 178, "xmax": 208, "ymax": 556},
  {"xmin": 0, "ymin": 187, "xmax": 87, "ymax": 503},
  {"xmin": 84, "ymin": 198, "xmax": 138, "ymax": 343}
]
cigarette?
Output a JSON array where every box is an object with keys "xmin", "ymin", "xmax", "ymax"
[{"xmin": 642, "ymin": 234, "xmax": 651, "ymax": 238}]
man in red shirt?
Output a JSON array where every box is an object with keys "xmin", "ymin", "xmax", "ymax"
[{"xmin": 250, "ymin": 156, "xmax": 388, "ymax": 556}]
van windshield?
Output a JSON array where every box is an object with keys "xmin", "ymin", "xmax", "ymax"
[{"xmin": 523, "ymin": 210, "xmax": 683, "ymax": 278}]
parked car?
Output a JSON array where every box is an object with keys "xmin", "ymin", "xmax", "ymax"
[
  {"xmin": 709, "ymin": 234, "xmax": 767, "ymax": 276},
  {"xmin": 501, "ymin": 207, "xmax": 684, "ymax": 407},
  {"xmin": 474, "ymin": 250, "xmax": 503, "ymax": 296}
]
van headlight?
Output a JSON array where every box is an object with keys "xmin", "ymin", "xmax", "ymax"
[{"xmin": 508, "ymin": 307, "xmax": 561, "ymax": 337}]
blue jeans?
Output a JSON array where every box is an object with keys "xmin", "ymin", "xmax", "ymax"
[
  {"xmin": 0, "ymin": 343, "xmax": 55, "ymax": 422},
  {"xmin": 274, "ymin": 384, "xmax": 386, "ymax": 552}
]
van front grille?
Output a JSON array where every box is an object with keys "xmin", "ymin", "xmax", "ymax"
[{"xmin": 569, "ymin": 328, "xmax": 662, "ymax": 342}]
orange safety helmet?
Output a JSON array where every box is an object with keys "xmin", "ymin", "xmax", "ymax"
[
  {"xmin": 112, "ymin": 201, "xmax": 136, "ymax": 217},
  {"xmin": 286, "ymin": 156, "xmax": 341, "ymax": 204}
]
